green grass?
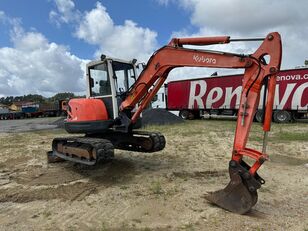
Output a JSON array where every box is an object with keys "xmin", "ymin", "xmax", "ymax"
[
  {"xmin": 42, "ymin": 210, "xmax": 52, "ymax": 218},
  {"xmin": 182, "ymin": 223, "xmax": 195, "ymax": 231},
  {"xmin": 271, "ymin": 131, "xmax": 308, "ymax": 142},
  {"xmin": 149, "ymin": 180, "xmax": 164, "ymax": 195},
  {"xmin": 142, "ymin": 120, "xmax": 308, "ymax": 153}
]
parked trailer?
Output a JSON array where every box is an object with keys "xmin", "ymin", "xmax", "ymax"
[
  {"xmin": 167, "ymin": 68, "xmax": 308, "ymax": 122},
  {"xmin": 21, "ymin": 104, "xmax": 43, "ymax": 118},
  {"xmin": 0, "ymin": 100, "xmax": 67, "ymax": 120},
  {"xmin": 39, "ymin": 100, "xmax": 67, "ymax": 117},
  {"xmin": 21, "ymin": 101, "xmax": 67, "ymax": 118},
  {"xmin": 0, "ymin": 105, "xmax": 42, "ymax": 119},
  {"xmin": 0, "ymin": 110, "xmax": 25, "ymax": 120}
]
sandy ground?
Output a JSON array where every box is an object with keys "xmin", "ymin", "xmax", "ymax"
[{"xmin": 0, "ymin": 118, "xmax": 307, "ymax": 230}]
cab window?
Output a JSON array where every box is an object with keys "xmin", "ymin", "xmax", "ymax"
[
  {"xmin": 89, "ymin": 63, "xmax": 112, "ymax": 96},
  {"xmin": 112, "ymin": 61, "xmax": 136, "ymax": 94}
]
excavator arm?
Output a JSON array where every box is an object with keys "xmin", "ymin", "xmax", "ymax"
[{"xmin": 119, "ymin": 32, "xmax": 282, "ymax": 214}]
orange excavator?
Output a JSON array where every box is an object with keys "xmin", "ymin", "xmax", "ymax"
[{"xmin": 49, "ymin": 32, "xmax": 282, "ymax": 214}]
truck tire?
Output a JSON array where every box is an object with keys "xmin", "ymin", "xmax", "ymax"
[
  {"xmin": 179, "ymin": 110, "xmax": 194, "ymax": 120},
  {"xmin": 292, "ymin": 112, "xmax": 307, "ymax": 122},
  {"xmin": 273, "ymin": 110, "xmax": 291, "ymax": 123},
  {"xmin": 179, "ymin": 110, "xmax": 189, "ymax": 119},
  {"xmin": 255, "ymin": 110, "xmax": 264, "ymax": 123}
]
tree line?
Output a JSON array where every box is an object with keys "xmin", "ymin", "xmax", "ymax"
[{"xmin": 0, "ymin": 92, "xmax": 85, "ymax": 105}]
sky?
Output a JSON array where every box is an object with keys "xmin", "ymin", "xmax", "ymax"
[{"xmin": 0, "ymin": 0, "xmax": 307, "ymax": 97}]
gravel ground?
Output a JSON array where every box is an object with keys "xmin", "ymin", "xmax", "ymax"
[
  {"xmin": 0, "ymin": 117, "xmax": 59, "ymax": 133},
  {"xmin": 142, "ymin": 109, "xmax": 183, "ymax": 126}
]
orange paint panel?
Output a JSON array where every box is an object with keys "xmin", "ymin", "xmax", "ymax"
[{"xmin": 67, "ymin": 98, "xmax": 109, "ymax": 122}]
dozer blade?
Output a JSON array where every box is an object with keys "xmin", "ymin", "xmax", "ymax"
[{"xmin": 205, "ymin": 160, "xmax": 262, "ymax": 214}]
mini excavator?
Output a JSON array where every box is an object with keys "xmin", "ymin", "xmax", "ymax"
[{"xmin": 48, "ymin": 32, "xmax": 282, "ymax": 214}]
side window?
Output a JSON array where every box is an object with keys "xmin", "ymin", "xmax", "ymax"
[
  {"xmin": 127, "ymin": 68, "xmax": 136, "ymax": 88},
  {"xmin": 114, "ymin": 69, "xmax": 126, "ymax": 93},
  {"xmin": 112, "ymin": 62, "xmax": 136, "ymax": 94},
  {"xmin": 89, "ymin": 63, "xmax": 111, "ymax": 96},
  {"xmin": 135, "ymin": 63, "xmax": 145, "ymax": 78}
]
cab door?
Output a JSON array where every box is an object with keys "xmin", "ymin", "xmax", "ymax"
[
  {"xmin": 88, "ymin": 61, "xmax": 116, "ymax": 119},
  {"xmin": 87, "ymin": 59, "xmax": 136, "ymax": 120},
  {"xmin": 110, "ymin": 60, "xmax": 136, "ymax": 117}
]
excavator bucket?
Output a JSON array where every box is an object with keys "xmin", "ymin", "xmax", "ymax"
[{"xmin": 205, "ymin": 160, "xmax": 262, "ymax": 214}]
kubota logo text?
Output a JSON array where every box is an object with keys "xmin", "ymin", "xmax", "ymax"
[{"xmin": 193, "ymin": 55, "xmax": 216, "ymax": 64}]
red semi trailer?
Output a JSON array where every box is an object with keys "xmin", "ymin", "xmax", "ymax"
[{"xmin": 167, "ymin": 67, "xmax": 308, "ymax": 122}]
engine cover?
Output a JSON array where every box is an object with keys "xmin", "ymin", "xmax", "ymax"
[
  {"xmin": 67, "ymin": 98, "xmax": 109, "ymax": 122},
  {"xmin": 65, "ymin": 98, "xmax": 113, "ymax": 134}
]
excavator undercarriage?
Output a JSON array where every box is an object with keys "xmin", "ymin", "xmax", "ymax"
[{"xmin": 50, "ymin": 131, "xmax": 166, "ymax": 165}]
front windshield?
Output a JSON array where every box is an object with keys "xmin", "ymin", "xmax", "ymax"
[
  {"xmin": 89, "ymin": 63, "xmax": 111, "ymax": 96},
  {"xmin": 112, "ymin": 61, "xmax": 135, "ymax": 94}
]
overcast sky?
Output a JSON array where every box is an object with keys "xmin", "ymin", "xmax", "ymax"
[{"xmin": 0, "ymin": 0, "xmax": 307, "ymax": 97}]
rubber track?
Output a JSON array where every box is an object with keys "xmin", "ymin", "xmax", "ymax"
[
  {"xmin": 52, "ymin": 137, "xmax": 114, "ymax": 165},
  {"xmin": 149, "ymin": 132, "xmax": 166, "ymax": 152},
  {"xmin": 52, "ymin": 131, "xmax": 165, "ymax": 165},
  {"xmin": 87, "ymin": 131, "xmax": 166, "ymax": 153},
  {"xmin": 118, "ymin": 131, "xmax": 166, "ymax": 152}
]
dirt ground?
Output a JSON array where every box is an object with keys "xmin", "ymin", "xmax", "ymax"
[{"xmin": 0, "ymin": 118, "xmax": 307, "ymax": 231}]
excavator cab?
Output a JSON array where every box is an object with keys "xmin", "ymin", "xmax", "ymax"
[
  {"xmin": 64, "ymin": 57, "xmax": 139, "ymax": 134},
  {"xmin": 87, "ymin": 57, "xmax": 137, "ymax": 119}
]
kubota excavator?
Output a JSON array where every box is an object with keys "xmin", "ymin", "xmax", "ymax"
[{"xmin": 48, "ymin": 32, "xmax": 282, "ymax": 214}]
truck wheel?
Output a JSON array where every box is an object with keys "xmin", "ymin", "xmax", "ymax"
[
  {"xmin": 179, "ymin": 110, "xmax": 194, "ymax": 120},
  {"xmin": 255, "ymin": 110, "xmax": 264, "ymax": 123},
  {"xmin": 179, "ymin": 110, "xmax": 189, "ymax": 119},
  {"xmin": 292, "ymin": 112, "xmax": 306, "ymax": 122},
  {"xmin": 273, "ymin": 110, "xmax": 291, "ymax": 123}
]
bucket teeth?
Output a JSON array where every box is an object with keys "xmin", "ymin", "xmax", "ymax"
[{"xmin": 205, "ymin": 160, "xmax": 261, "ymax": 214}]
